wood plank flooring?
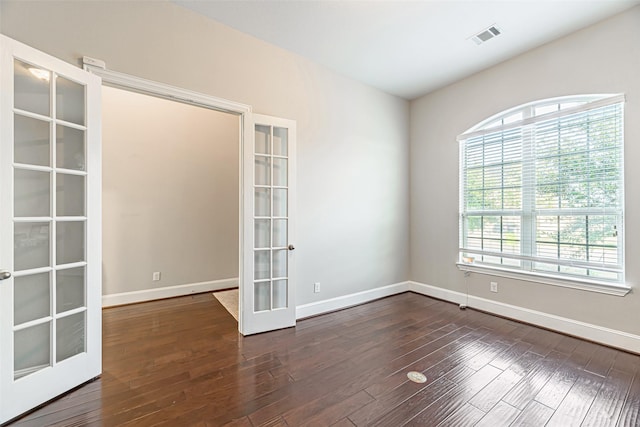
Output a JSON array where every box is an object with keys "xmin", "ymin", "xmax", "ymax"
[{"xmin": 8, "ymin": 292, "xmax": 640, "ymax": 426}]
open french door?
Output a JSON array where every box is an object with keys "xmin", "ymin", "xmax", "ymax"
[
  {"xmin": 0, "ymin": 35, "xmax": 102, "ymax": 423},
  {"xmin": 240, "ymin": 114, "xmax": 296, "ymax": 335}
]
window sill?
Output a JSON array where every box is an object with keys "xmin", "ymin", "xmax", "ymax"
[{"xmin": 456, "ymin": 263, "xmax": 631, "ymax": 297}]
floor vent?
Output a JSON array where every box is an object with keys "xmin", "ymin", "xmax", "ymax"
[{"xmin": 471, "ymin": 25, "xmax": 501, "ymax": 45}]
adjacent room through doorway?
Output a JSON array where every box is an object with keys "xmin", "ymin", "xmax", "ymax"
[{"xmin": 101, "ymin": 86, "xmax": 240, "ymax": 321}]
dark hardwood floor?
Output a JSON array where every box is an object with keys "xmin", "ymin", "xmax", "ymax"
[{"xmin": 9, "ymin": 292, "xmax": 640, "ymax": 426}]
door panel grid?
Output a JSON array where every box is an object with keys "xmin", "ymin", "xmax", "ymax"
[
  {"xmin": 1, "ymin": 35, "xmax": 101, "ymax": 424},
  {"xmin": 12, "ymin": 58, "xmax": 88, "ymax": 380},
  {"xmin": 253, "ymin": 124, "xmax": 290, "ymax": 312}
]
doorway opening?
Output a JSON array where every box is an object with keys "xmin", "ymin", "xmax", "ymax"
[
  {"xmin": 84, "ymin": 59, "xmax": 297, "ymax": 336},
  {"xmin": 101, "ymin": 86, "xmax": 240, "ymax": 323},
  {"xmin": 83, "ymin": 61, "xmax": 253, "ymax": 332}
]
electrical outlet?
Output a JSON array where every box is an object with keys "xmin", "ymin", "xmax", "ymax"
[
  {"xmin": 490, "ymin": 281, "xmax": 498, "ymax": 293},
  {"xmin": 153, "ymin": 272, "xmax": 161, "ymax": 281},
  {"xmin": 314, "ymin": 282, "xmax": 320, "ymax": 293}
]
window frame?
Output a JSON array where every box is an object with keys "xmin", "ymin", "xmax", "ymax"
[{"xmin": 457, "ymin": 94, "xmax": 629, "ymax": 296}]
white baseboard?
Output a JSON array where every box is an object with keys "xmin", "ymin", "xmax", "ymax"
[
  {"xmin": 296, "ymin": 281, "xmax": 410, "ymax": 319},
  {"xmin": 408, "ymin": 281, "xmax": 640, "ymax": 354},
  {"xmin": 103, "ymin": 276, "xmax": 640, "ymax": 353},
  {"xmin": 102, "ymin": 277, "xmax": 238, "ymax": 307}
]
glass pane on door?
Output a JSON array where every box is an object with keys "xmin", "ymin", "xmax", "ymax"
[
  {"xmin": 14, "ymin": 273, "xmax": 50, "ymax": 325},
  {"xmin": 255, "ymin": 219, "xmax": 270, "ymax": 249},
  {"xmin": 14, "ymin": 222, "xmax": 50, "ymax": 271},
  {"xmin": 255, "ymin": 188, "xmax": 270, "ymax": 217},
  {"xmin": 14, "ymin": 323, "xmax": 51, "ymax": 380},
  {"xmin": 14, "ymin": 169, "xmax": 50, "ymax": 217},
  {"xmin": 56, "ymin": 267, "xmax": 85, "ymax": 313},
  {"xmin": 56, "ymin": 312, "xmax": 85, "ymax": 362},
  {"xmin": 273, "ymin": 219, "xmax": 287, "ymax": 248},
  {"xmin": 56, "ymin": 125, "xmax": 85, "ymax": 171},
  {"xmin": 273, "ymin": 127, "xmax": 288, "ymax": 156},
  {"xmin": 254, "ymin": 282, "xmax": 270, "ymax": 312},
  {"xmin": 56, "ymin": 222, "xmax": 85, "ymax": 265},
  {"xmin": 254, "ymin": 251, "xmax": 270, "ymax": 280},
  {"xmin": 255, "ymin": 125, "xmax": 271, "ymax": 154},
  {"xmin": 273, "ymin": 280, "xmax": 287, "ymax": 309},
  {"xmin": 273, "ymin": 250, "xmax": 287, "ymax": 278},
  {"xmin": 273, "ymin": 189, "xmax": 287, "ymax": 217},
  {"xmin": 56, "ymin": 173, "xmax": 85, "ymax": 216},
  {"xmin": 14, "ymin": 59, "xmax": 50, "ymax": 117},
  {"xmin": 56, "ymin": 76, "xmax": 85, "ymax": 125},
  {"xmin": 273, "ymin": 158, "xmax": 287, "ymax": 186},
  {"xmin": 14, "ymin": 115, "xmax": 50, "ymax": 166},
  {"xmin": 255, "ymin": 156, "xmax": 271, "ymax": 186}
]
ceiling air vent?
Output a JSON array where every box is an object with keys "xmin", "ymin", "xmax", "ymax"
[{"xmin": 470, "ymin": 25, "xmax": 501, "ymax": 45}]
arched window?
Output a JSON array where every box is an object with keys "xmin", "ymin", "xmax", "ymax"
[{"xmin": 458, "ymin": 94, "xmax": 626, "ymax": 289}]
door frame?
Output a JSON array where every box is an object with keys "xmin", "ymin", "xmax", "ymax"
[{"xmin": 82, "ymin": 60, "xmax": 254, "ymax": 334}]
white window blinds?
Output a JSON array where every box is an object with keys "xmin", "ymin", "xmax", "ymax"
[{"xmin": 459, "ymin": 95, "xmax": 625, "ymax": 284}]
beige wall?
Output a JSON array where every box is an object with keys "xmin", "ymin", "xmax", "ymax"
[
  {"xmin": 2, "ymin": 0, "xmax": 637, "ymax": 338},
  {"xmin": 0, "ymin": 0, "xmax": 410, "ymax": 304},
  {"xmin": 410, "ymin": 7, "xmax": 640, "ymax": 335},
  {"xmin": 102, "ymin": 86, "xmax": 238, "ymax": 295}
]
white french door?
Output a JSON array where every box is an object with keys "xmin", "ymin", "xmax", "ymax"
[
  {"xmin": 0, "ymin": 35, "xmax": 102, "ymax": 423},
  {"xmin": 241, "ymin": 114, "xmax": 296, "ymax": 335}
]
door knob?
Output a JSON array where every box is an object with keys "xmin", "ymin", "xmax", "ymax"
[
  {"xmin": 288, "ymin": 244, "xmax": 295, "ymax": 251},
  {"xmin": 0, "ymin": 270, "xmax": 11, "ymax": 280}
]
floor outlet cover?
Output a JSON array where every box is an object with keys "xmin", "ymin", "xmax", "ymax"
[{"xmin": 407, "ymin": 371, "xmax": 427, "ymax": 383}]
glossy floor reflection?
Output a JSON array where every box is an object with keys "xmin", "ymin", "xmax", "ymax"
[{"xmin": 10, "ymin": 292, "xmax": 640, "ymax": 426}]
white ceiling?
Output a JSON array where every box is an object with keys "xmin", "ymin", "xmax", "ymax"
[{"xmin": 174, "ymin": 0, "xmax": 639, "ymax": 100}]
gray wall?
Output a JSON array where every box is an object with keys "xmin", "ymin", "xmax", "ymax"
[
  {"xmin": 410, "ymin": 7, "xmax": 640, "ymax": 335},
  {"xmin": 102, "ymin": 86, "xmax": 239, "ymax": 295},
  {"xmin": 0, "ymin": 0, "xmax": 410, "ymax": 305}
]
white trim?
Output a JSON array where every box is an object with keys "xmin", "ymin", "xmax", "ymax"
[
  {"xmin": 295, "ymin": 282, "xmax": 410, "ymax": 319},
  {"xmin": 83, "ymin": 61, "xmax": 251, "ymax": 115},
  {"xmin": 102, "ymin": 278, "xmax": 238, "ymax": 307},
  {"xmin": 456, "ymin": 263, "xmax": 630, "ymax": 297},
  {"xmin": 289, "ymin": 279, "xmax": 638, "ymax": 353},
  {"xmin": 408, "ymin": 281, "xmax": 640, "ymax": 354},
  {"xmin": 409, "ymin": 281, "xmax": 468, "ymax": 305}
]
